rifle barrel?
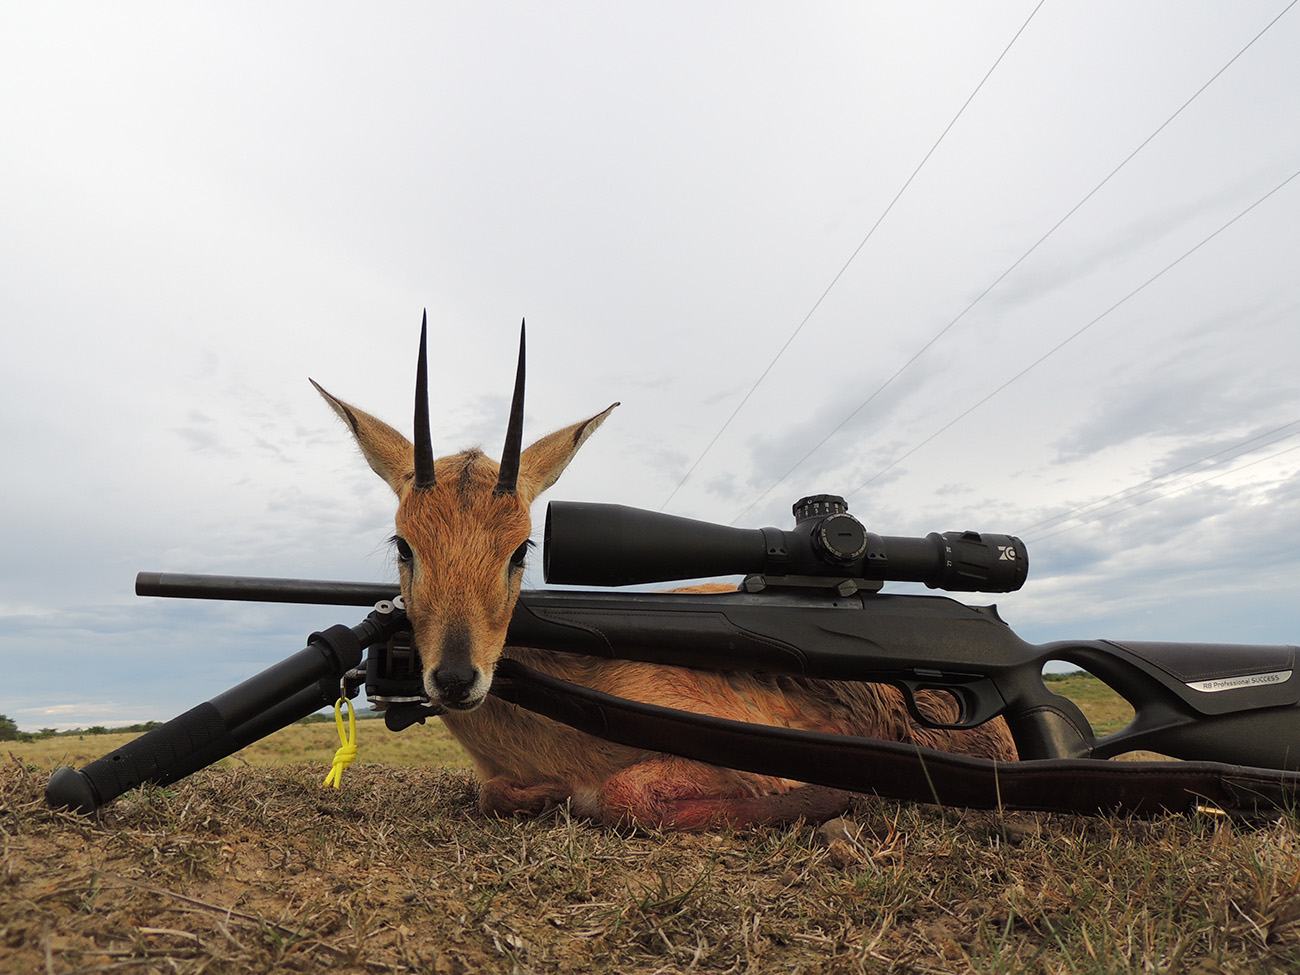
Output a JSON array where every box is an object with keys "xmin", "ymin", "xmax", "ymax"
[{"xmin": 135, "ymin": 572, "xmax": 398, "ymax": 606}]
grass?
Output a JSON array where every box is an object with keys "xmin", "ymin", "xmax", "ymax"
[
  {"xmin": 1043, "ymin": 670, "xmax": 1135, "ymax": 735},
  {"xmin": 8, "ymin": 712, "xmax": 474, "ymax": 772},
  {"xmin": 3, "ymin": 672, "xmax": 1296, "ymax": 974}
]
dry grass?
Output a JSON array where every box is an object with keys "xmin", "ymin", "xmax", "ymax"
[
  {"xmin": 3, "ymin": 674, "xmax": 1298, "ymax": 973},
  {"xmin": 3, "ymin": 759, "xmax": 1299, "ymax": 974}
]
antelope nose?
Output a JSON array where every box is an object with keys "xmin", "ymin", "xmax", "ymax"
[{"xmin": 432, "ymin": 664, "xmax": 479, "ymax": 705}]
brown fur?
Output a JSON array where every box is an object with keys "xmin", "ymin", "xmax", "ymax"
[{"xmin": 313, "ymin": 373, "xmax": 1016, "ymax": 831}]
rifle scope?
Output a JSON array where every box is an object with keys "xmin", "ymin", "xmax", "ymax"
[{"xmin": 544, "ymin": 494, "xmax": 1028, "ymax": 593}]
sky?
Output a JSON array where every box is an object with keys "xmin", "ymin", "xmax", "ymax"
[{"xmin": 2, "ymin": 2, "xmax": 1299, "ymax": 732}]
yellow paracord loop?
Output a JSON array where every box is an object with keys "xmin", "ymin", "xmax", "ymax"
[{"xmin": 323, "ymin": 697, "xmax": 358, "ymax": 789}]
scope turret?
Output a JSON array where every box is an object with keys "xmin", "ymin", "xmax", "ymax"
[{"xmin": 543, "ymin": 495, "xmax": 1028, "ymax": 593}]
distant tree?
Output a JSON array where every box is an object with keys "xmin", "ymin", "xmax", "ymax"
[{"xmin": 0, "ymin": 713, "xmax": 19, "ymax": 741}]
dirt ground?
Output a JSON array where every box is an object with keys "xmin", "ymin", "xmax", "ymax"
[{"xmin": 3, "ymin": 755, "xmax": 1300, "ymax": 975}]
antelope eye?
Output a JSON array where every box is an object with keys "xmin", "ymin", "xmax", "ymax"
[
  {"xmin": 509, "ymin": 540, "xmax": 531, "ymax": 569},
  {"xmin": 394, "ymin": 536, "xmax": 414, "ymax": 563}
]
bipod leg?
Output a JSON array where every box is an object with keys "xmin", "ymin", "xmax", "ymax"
[
  {"xmin": 45, "ymin": 603, "xmax": 406, "ymax": 814},
  {"xmin": 152, "ymin": 675, "xmax": 358, "ymax": 786}
]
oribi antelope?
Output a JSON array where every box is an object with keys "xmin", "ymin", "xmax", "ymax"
[{"xmin": 312, "ymin": 317, "xmax": 1016, "ymax": 830}]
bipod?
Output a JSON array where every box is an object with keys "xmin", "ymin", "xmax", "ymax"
[{"xmin": 45, "ymin": 599, "xmax": 408, "ymax": 815}]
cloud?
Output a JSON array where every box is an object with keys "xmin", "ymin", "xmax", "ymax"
[{"xmin": 3, "ymin": 4, "xmax": 1299, "ymax": 728}]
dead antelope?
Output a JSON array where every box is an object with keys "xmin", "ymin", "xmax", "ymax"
[{"xmin": 313, "ymin": 318, "xmax": 1017, "ymax": 830}]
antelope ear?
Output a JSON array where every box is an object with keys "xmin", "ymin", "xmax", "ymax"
[
  {"xmin": 311, "ymin": 379, "xmax": 415, "ymax": 496},
  {"xmin": 516, "ymin": 403, "xmax": 618, "ymax": 504}
]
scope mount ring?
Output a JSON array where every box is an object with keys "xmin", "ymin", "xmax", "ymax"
[{"xmin": 742, "ymin": 573, "xmax": 883, "ymax": 596}]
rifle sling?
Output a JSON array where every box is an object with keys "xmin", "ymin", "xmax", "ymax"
[{"xmin": 489, "ymin": 658, "xmax": 1300, "ymax": 818}]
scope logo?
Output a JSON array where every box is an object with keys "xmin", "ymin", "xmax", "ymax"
[{"xmin": 997, "ymin": 545, "xmax": 1018, "ymax": 561}]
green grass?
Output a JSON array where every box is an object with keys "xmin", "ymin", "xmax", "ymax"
[{"xmin": 1042, "ymin": 669, "xmax": 1135, "ymax": 736}]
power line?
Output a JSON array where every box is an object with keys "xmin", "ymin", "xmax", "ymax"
[
  {"xmin": 843, "ymin": 164, "xmax": 1300, "ymax": 500},
  {"xmin": 1023, "ymin": 440, "xmax": 1300, "ymax": 544},
  {"xmin": 659, "ymin": 0, "xmax": 1049, "ymax": 511},
  {"xmin": 1017, "ymin": 419, "xmax": 1300, "ymax": 537},
  {"xmin": 730, "ymin": 0, "xmax": 1299, "ymax": 524}
]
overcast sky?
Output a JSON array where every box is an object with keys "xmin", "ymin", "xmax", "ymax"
[{"xmin": 3, "ymin": 2, "xmax": 1298, "ymax": 732}]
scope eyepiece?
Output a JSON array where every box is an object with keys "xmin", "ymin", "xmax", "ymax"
[
  {"xmin": 923, "ymin": 529, "xmax": 1028, "ymax": 593},
  {"xmin": 543, "ymin": 494, "xmax": 1028, "ymax": 594}
]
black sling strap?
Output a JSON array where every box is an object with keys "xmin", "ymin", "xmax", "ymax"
[{"xmin": 489, "ymin": 658, "xmax": 1300, "ymax": 819}]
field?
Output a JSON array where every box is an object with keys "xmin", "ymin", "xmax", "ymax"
[
  {"xmin": 2, "ymin": 675, "xmax": 1298, "ymax": 974},
  {"xmin": 9, "ymin": 716, "xmax": 475, "ymax": 776}
]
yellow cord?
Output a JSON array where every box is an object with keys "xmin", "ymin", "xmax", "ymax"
[{"xmin": 323, "ymin": 697, "xmax": 358, "ymax": 789}]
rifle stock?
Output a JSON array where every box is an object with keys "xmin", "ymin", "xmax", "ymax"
[
  {"xmin": 506, "ymin": 586, "xmax": 1300, "ymax": 770},
  {"xmin": 134, "ymin": 572, "xmax": 1300, "ymax": 771}
]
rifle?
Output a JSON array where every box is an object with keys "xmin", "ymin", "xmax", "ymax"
[{"xmin": 46, "ymin": 495, "xmax": 1300, "ymax": 818}]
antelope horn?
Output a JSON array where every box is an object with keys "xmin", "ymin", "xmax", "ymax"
[
  {"xmin": 494, "ymin": 319, "xmax": 526, "ymax": 496},
  {"xmin": 412, "ymin": 310, "xmax": 436, "ymax": 491}
]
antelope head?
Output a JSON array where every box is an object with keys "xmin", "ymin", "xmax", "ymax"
[{"xmin": 312, "ymin": 314, "xmax": 616, "ymax": 710}]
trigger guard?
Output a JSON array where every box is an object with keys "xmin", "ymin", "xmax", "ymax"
[{"xmin": 898, "ymin": 677, "xmax": 1007, "ymax": 730}]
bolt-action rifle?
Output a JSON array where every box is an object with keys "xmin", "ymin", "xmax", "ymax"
[{"xmin": 46, "ymin": 495, "xmax": 1300, "ymax": 818}]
